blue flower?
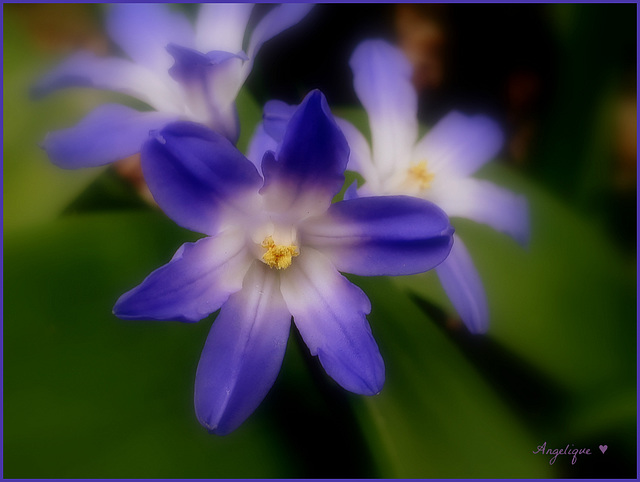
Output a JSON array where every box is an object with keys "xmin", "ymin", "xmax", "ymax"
[
  {"xmin": 340, "ymin": 40, "xmax": 530, "ymax": 334},
  {"xmin": 260, "ymin": 40, "xmax": 530, "ymax": 334},
  {"xmin": 113, "ymin": 91, "xmax": 454, "ymax": 434},
  {"xmin": 33, "ymin": 3, "xmax": 312, "ymax": 169}
]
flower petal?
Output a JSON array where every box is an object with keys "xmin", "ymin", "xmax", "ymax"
[
  {"xmin": 301, "ymin": 196, "xmax": 454, "ymax": 276},
  {"xmin": 195, "ymin": 3, "xmax": 254, "ymax": 54},
  {"xmin": 350, "ymin": 39, "xmax": 418, "ymax": 178},
  {"xmin": 244, "ymin": 4, "xmax": 314, "ymax": 79},
  {"xmin": 43, "ymin": 104, "xmax": 179, "ymax": 169},
  {"xmin": 194, "ymin": 261, "xmax": 291, "ymax": 435},
  {"xmin": 435, "ymin": 235, "xmax": 489, "ymax": 334},
  {"xmin": 166, "ymin": 44, "xmax": 247, "ymax": 141},
  {"xmin": 113, "ymin": 230, "xmax": 253, "ymax": 323},
  {"xmin": 280, "ymin": 249, "xmax": 384, "ymax": 395},
  {"xmin": 141, "ymin": 121, "xmax": 263, "ymax": 235},
  {"xmin": 262, "ymin": 99, "xmax": 296, "ymax": 143},
  {"xmin": 245, "ymin": 123, "xmax": 278, "ymax": 175},
  {"xmin": 260, "ymin": 90, "xmax": 349, "ymax": 220},
  {"xmin": 106, "ymin": 3, "xmax": 194, "ymax": 73},
  {"xmin": 413, "ymin": 111, "xmax": 504, "ymax": 178},
  {"xmin": 436, "ymin": 177, "xmax": 530, "ymax": 245},
  {"xmin": 31, "ymin": 52, "xmax": 180, "ymax": 113},
  {"xmin": 335, "ymin": 118, "xmax": 380, "ymax": 190}
]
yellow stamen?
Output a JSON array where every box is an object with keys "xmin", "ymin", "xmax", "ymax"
[
  {"xmin": 407, "ymin": 160, "xmax": 435, "ymax": 190},
  {"xmin": 261, "ymin": 236, "xmax": 299, "ymax": 270}
]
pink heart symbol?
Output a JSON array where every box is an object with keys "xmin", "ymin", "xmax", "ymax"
[{"xmin": 599, "ymin": 445, "xmax": 608, "ymax": 454}]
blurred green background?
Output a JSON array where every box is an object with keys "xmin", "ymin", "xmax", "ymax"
[{"xmin": 3, "ymin": 4, "xmax": 636, "ymax": 479}]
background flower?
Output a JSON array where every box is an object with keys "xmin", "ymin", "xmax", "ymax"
[{"xmin": 32, "ymin": 3, "xmax": 312, "ymax": 168}]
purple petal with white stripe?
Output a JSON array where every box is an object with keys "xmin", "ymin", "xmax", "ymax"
[
  {"xmin": 194, "ymin": 262, "xmax": 291, "ymax": 435},
  {"xmin": 436, "ymin": 235, "xmax": 489, "ymax": 334},
  {"xmin": 141, "ymin": 122, "xmax": 262, "ymax": 235},
  {"xmin": 43, "ymin": 104, "xmax": 179, "ymax": 169},
  {"xmin": 350, "ymin": 40, "xmax": 418, "ymax": 178},
  {"xmin": 281, "ymin": 249, "xmax": 384, "ymax": 395},
  {"xmin": 301, "ymin": 196, "xmax": 453, "ymax": 276},
  {"xmin": 31, "ymin": 52, "xmax": 178, "ymax": 112},
  {"xmin": 260, "ymin": 90, "xmax": 349, "ymax": 219},
  {"xmin": 413, "ymin": 111, "xmax": 504, "ymax": 178},
  {"xmin": 107, "ymin": 3, "xmax": 195, "ymax": 73},
  {"xmin": 437, "ymin": 177, "xmax": 530, "ymax": 245},
  {"xmin": 113, "ymin": 230, "xmax": 253, "ymax": 323}
]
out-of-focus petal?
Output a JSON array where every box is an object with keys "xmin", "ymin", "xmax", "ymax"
[
  {"xmin": 113, "ymin": 230, "xmax": 253, "ymax": 323},
  {"xmin": 167, "ymin": 44, "xmax": 246, "ymax": 141},
  {"xmin": 335, "ymin": 118, "xmax": 380, "ymax": 190},
  {"xmin": 350, "ymin": 40, "xmax": 418, "ymax": 178},
  {"xmin": 244, "ymin": 4, "xmax": 314, "ymax": 79},
  {"xmin": 31, "ymin": 52, "xmax": 180, "ymax": 113},
  {"xmin": 246, "ymin": 123, "xmax": 278, "ymax": 175},
  {"xmin": 195, "ymin": 3, "xmax": 254, "ymax": 54},
  {"xmin": 435, "ymin": 235, "xmax": 489, "ymax": 334},
  {"xmin": 262, "ymin": 100, "xmax": 296, "ymax": 143},
  {"xmin": 413, "ymin": 111, "xmax": 504, "ymax": 178},
  {"xmin": 141, "ymin": 122, "xmax": 262, "ymax": 235},
  {"xmin": 280, "ymin": 248, "xmax": 384, "ymax": 395},
  {"xmin": 43, "ymin": 104, "xmax": 179, "ymax": 169},
  {"xmin": 194, "ymin": 261, "xmax": 291, "ymax": 435},
  {"xmin": 301, "ymin": 196, "xmax": 453, "ymax": 276},
  {"xmin": 107, "ymin": 3, "xmax": 195, "ymax": 73},
  {"xmin": 436, "ymin": 177, "xmax": 530, "ymax": 245},
  {"xmin": 260, "ymin": 90, "xmax": 349, "ymax": 221}
]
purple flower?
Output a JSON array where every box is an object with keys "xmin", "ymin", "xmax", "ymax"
[
  {"xmin": 341, "ymin": 40, "xmax": 530, "ymax": 334},
  {"xmin": 261, "ymin": 41, "xmax": 530, "ymax": 334},
  {"xmin": 33, "ymin": 3, "xmax": 312, "ymax": 169},
  {"xmin": 113, "ymin": 91, "xmax": 454, "ymax": 434}
]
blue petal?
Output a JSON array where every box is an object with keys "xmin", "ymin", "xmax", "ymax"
[
  {"xmin": 350, "ymin": 39, "xmax": 418, "ymax": 179},
  {"xmin": 167, "ymin": 44, "xmax": 248, "ymax": 84},
  {"xmin": 413, "ymin": 111, "xmax": 504, "ymax": 178},
  {"xmin": 113, "ymin": 230, "xmax": 253, "ymax": 323},
  {"xmin": 301, "ymin": 195, "xmax": 454, "ymax": 276},
  {"xmin": 43, "ymin": 104, "xmax": 178, "ymax": 169},
  {"xmin": 195, "ymin": 3, "xmax": 254, "ymax": 54},
  {"xmin": 437, "ymin": 178, "xmax": 530, "ymax": 246},
  {"xmin": 166, "ymin": 44, "xmax": 247, "ymax": 141},
  {"xmin": 245, "ymin": 123, "xmax": 278, "ymax": 176},
  {"xmin": 436, "ymin": 235, "xmax": 489, "ymax": 334},
  {"xmin": 141, "ymin": 121, "xmax": 263, "ymax": 235},
  {"xmin": 106, "ymin": 4, "xmax": 195, "ymax": 73},
  {"xmin": 262, "ymin": 99, "xmax": 296, "ymax": 143},
  {"xmin": 343, "ymin": 180, "xmax": 360, "ymax": 201},
  {"xmin": 260, "ymin": 90, "xmax": 349, "ymax": 219},
  {"xmin": 31, "ymin": 52, "xmax": 177, "ymax": 112},
  {"xmin": 194, "ymin": 262, "xmax": 291, "ymax": 435},
  {"xmin": 281, "ymin": 249, "xmax": 384, "ymax": 395}
]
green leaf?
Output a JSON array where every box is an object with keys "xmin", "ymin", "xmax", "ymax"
[
  {"xmin": 3, "ymin": 212, "xmax": 300, "ymax": 478},
  {"xmin": 349, "ymin": 276, "xmax": 552, "ymax": 478}
]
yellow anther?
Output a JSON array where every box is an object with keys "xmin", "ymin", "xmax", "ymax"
[
  {"xmin": 261, "ymin": 236, "xmax": 299, "ymax": 270},
  {"xmin": 407, "ymin": 160, "xmax": 435, "ymax": 190}
]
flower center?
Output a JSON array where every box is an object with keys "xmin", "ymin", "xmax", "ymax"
[
  {"xmin": 407, "ymin": 160, "xmax": 435, "ymax": 190},
  {"xmin": 261, "ymin": 235, "xmax": 299, "ymax": 270}
]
